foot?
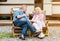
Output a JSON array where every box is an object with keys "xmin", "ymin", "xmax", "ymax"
[
  {"xmin": 33, "ymin": 32, "xmax": 40, "ymax": 37},
  {"xmin": 38, "ymin": 32, "xmax": 45, "ymax": 39},
  {"xmin": 19, "ymin": 34, "xmax": 25, "ymax": 40}
]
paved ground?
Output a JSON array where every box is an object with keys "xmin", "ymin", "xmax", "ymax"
[
  {"xmin": 0, "ymin": 26, "xmax": 60, "ymax": 41},
  {"xmin": 0, "ymin": 26, "xmax": 12, "ymax": 33}
]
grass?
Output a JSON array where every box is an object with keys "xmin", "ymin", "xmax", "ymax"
[
  {"xmin": 0, "ymin": 33, "xmax": 14, "ymax": 38},
  {"xmin": 0, "ymin": 32, "xmax": 32, "ymax": 38}
]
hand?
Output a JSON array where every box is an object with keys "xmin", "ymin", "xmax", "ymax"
[
  {"xmin": 30, "ymin": 20, "xmax": 34, "ymax": 23},
  {"xmin": 23, "ymin": 14, "xmax": 26, "ymax": 16},
  {"xmin": 17, "ymin": 15, "xmax": 21, "ymax": 18}
]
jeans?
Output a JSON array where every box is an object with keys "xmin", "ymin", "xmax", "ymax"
[
  {"xmin": 24, "ymin": 16, "xmax": 36, "ymax": 33},
  {"xmin": 14, "ymin": 16, "xmax": 36, "ymax": 36}
]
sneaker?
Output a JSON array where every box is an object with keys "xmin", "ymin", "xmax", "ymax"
[
  {"xmin": 38, "ymin": 32, "xmax": 45, "ymax": 39},
  {"xmin": 19, "ymin": 34, "xmax": 25, "ymax": 40}
]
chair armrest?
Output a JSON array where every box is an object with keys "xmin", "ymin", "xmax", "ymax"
[{"xmin": 46, "ymin": 20, "xmax": 48, "ymax": 27}]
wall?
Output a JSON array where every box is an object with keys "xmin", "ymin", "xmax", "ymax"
[
  {"xmin": 0, "ymin": 0, "xmax": 34, "ymax": 4},
  {"xmin": 1, "ymin": 0, "xmax": 60, "ymax": 15},
  {"xmin": 52, "ymin": 2, "xmax": 60, "ymax": 14},
  {"xmin": 43, "ymin": 0, "xmax": 52, "ymax": 15},
  {"xmin": 0, "ymin": 0, "xmax": 34, "ymax": 14},
  {"xmin": 43, "ymin": 0, "xmax": 60, "ymax": 15}
]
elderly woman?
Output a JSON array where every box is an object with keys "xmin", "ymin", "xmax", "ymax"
[{"xmin": 31, "ymin": 7, "xmax": 45, "ymax": 38}]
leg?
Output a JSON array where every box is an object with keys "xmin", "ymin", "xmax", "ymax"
[
  {"xmin": 19, "ymin": 24, "xmax": 27, "ymax": 40},
  {"xmin": 21, "ymin": 24, "xmax": 28, "ymax": 36},
  {"xmin": 24, "ymin": 16, "xmax": 36, "ymax": 34},
  {"xmin": 14, "ymin": 18, "xmax": 27, "ymax": 27}
]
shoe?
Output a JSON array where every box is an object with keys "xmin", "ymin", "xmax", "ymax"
[
  {"xmin": 33, "ymin": 32, "xmax": 40, "ymax": 37},
  {"xmin": 19, "ymin": 34, "xmax": 25, "ymax": 40},
  {"xmin": 38, "ymin": 32, "xmax": 45, "ymax": 39}
]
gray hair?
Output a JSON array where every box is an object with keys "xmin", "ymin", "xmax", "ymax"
[{"xmin": 21, "ymin": 5, "xmax": 27, "ymax": 9}]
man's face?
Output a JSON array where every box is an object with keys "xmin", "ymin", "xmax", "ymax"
[{"xmin": 22, "ymin": 7, "xmax": 27, "ymax": 12}]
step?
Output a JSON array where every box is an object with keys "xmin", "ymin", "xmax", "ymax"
[
  {"xmin": 0, "ymin": 20, "xmax": 13, "ymax": 26},
  {"xmin": 0, "ymin": 20, "xmax": 60, "ymax": 26},
  {"xmin": 48, "ymin": 20, "xmax": 60, "ymax": 26}
]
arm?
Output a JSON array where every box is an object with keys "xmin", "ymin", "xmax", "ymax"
[
  {"xmin": 31, "ymin": 15, "xmax": 37, "ymax": 22},
  {"xmin": 14, "ymin": 10, "xmax": 26, "ymax": 19},
  {"xmin": 17, "ymin": 14, "xmax": 26, "ymax": 18},
  {"xmin": 39, "ymin": 14, "xmax": 44, "ymax": 21}
]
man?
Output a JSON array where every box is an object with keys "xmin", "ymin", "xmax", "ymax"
[{"xmin": 13, "ymin": 5, "xmax": 36, "ymax": 40}]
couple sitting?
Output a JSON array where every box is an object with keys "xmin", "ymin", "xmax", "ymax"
[{"xmin": 13, "ymin": 5, "xmax": 45, "ymax": 40}]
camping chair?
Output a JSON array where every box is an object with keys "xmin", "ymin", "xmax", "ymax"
[{"xmin": 42, "ymin": 10, "xmax": 49, "ymax": 36}]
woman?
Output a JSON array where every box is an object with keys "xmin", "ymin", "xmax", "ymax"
[{"xmin": 31, "ymin": 7, "xmax": 45, "ymax": 38}]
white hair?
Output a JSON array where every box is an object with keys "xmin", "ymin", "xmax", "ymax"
[{"xmin": 35, "ymin": 7, "xmax": 42, "ymax": 14}]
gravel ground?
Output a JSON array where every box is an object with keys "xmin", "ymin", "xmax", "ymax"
[
  {"xmin": 0, "ymin": 26, "xmax": 60, "ymax": 41},
  {"xmin": 0, "ymin": 26, "xmax": 12, "ymax": 33}
]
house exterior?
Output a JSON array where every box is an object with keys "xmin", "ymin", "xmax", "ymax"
[
  {"xmin": 0, "ymin": 0, "xmax": 60, "ymax": 16},
  {"xmin": 0, "ymin": 0, "xmax": 34, "ymax": 15}
]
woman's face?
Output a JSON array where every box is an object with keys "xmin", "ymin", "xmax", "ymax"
[
  {"xmin": 35, "ymin": 9, "xmax": 39, "ymax": 14},
  {"xmin": 34, "ymin": 7, "xmax": 42, "ymax": 14}
]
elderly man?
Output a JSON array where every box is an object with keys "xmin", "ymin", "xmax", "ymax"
[{"xmin": 13, "ymin": 5, "xmax": 36, "ymax": 40}]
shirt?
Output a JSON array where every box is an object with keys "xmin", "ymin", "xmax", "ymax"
[
  {"xmin": 13, "ymin": 10, "xmax": 25, "ymax": 21},
  {"xmin": 32, "ymin": 13, "xmax": 44, "ymax": 22}
]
